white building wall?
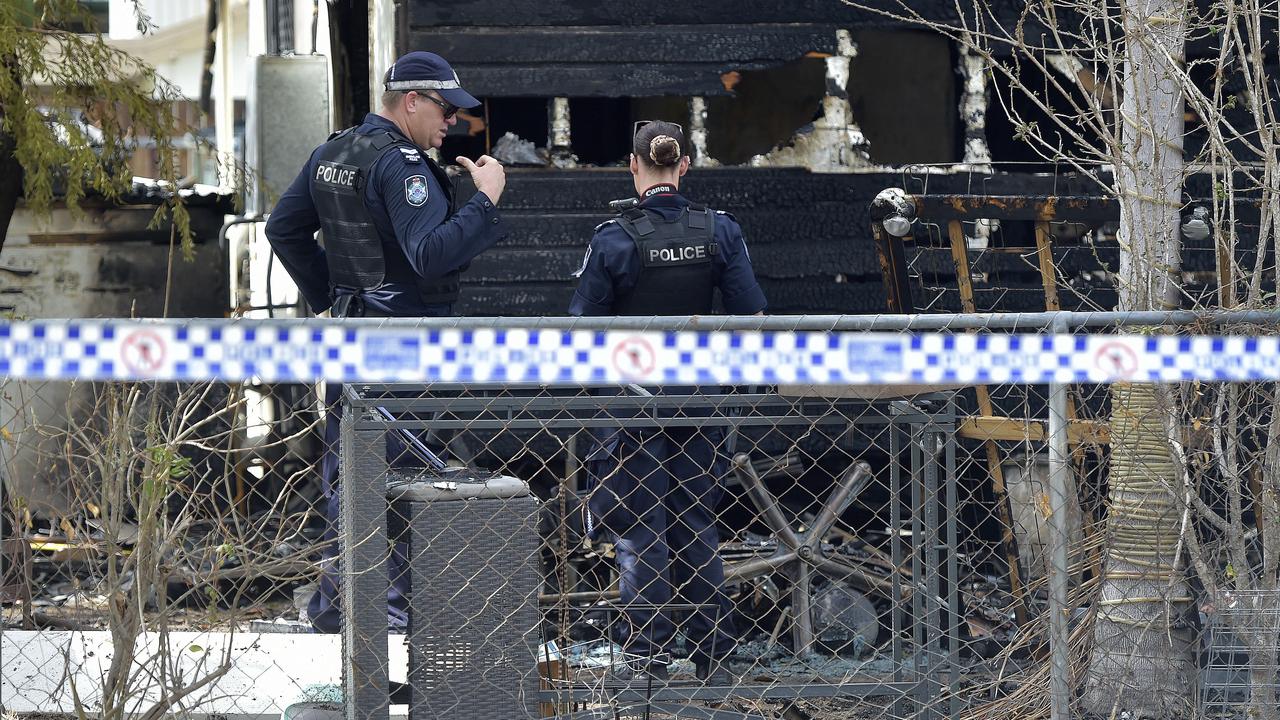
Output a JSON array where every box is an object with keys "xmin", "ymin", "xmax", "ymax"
[
  {"xmin": 108, "ymin": 0, "xmax": 207, "ymax": 41},
  {"xmin": 106, "ymin": 0, "xmax": 330, "ymax": 100}
]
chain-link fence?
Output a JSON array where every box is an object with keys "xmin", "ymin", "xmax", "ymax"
[
  {"xmin": 6, "ymin": 312, "xmax": 1278, "ymax": 720},
  {"xmin": 338, "ymin": 379, "xmax": 964, "ymax": 720}
]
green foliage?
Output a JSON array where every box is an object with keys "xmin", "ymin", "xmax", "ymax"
[
  {"xmin": 145, "ymin": 443, "xmax": 192, "ymax": 480},
  {"xmin": 1013, "ymin": 119, "xmax": 1039, "ymax": 143},
  {"xmin": 0, "ymin": 0, "xmax": 199, "ymax": 254}
]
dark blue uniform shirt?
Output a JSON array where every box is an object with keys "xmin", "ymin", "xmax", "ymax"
[
  {"xmin": 568, "ymin": 191, "xmax": 767, "ymax": 316},
  {"xmin": 265, "ymin": 113, "xmax": 505, "ymax": 317}
]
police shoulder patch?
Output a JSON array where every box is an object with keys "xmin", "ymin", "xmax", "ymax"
[
  {"xmin": 398, "ymin": 146, "xmax": 422, "ymax": 164},
  {"xmin": 404, "ymin": 175, "xmax": 429, "ymax": 207}
]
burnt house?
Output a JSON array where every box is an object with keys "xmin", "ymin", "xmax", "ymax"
[
  {"xmin": 320, "ymin": 0, "xmax": 1128, "ymax": 318},
  {"xmin": 316, "ymin": 1, "xmax": 1278, "ymax": 602}
]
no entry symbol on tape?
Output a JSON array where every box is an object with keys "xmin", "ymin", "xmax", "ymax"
[
  {"xmin": 121, "ymin": 330, "xmax": 167, "ymax": 375},
  {"xmin": 612, "ymin": 336, "xmax": 655, "ymax": 379},
  {"xmin": 1094, "ymin": 341, "xmax": 1138, "ymax": 379}
]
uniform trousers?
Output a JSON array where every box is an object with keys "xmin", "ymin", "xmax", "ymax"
[
  {"xmin": 587, "ymin": 426, "xmax": 737, "ymax": 664},
  {"xmin": 307, "ymin": 301, "xmax": 451, "ymax": 633}
]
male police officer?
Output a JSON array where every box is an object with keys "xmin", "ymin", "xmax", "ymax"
[
  {"xmin": 570, "ymin": 121, "xmax": 765, "ymax": 685},
  {"xmin": 265, "ymin": 51, "xmax": 507, "ymax": 633}
]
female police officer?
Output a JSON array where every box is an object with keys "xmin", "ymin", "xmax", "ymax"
[{"xmin": 569, "ymin": 121, "xmax": 766, "ymax": 685}]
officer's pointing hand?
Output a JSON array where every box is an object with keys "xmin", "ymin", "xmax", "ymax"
[{"xmin": 457, "ymin": 155, "xmax": 506, "ymax": 206}]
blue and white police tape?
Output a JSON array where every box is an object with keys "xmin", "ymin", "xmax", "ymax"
[{"xmin": 0, "ymin": 319, "xmax": 1277, "ymax": 386}]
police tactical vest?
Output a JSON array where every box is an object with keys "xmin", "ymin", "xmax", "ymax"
[
  {"xmin": 612, "ymin": 205, "xmax": 718, "ymax": 315},
  {"xmin": 310, "ymin": 128, "xmax": 461, "ymax": 308}
]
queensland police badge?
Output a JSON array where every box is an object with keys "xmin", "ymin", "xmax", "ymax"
[{"xmin": 404, "ymin": 175, "xmax": 429, "ymax": 207}]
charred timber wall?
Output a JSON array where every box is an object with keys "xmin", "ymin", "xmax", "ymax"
[
  {"xmin": 403, "ymin": 0, "xmax": 1042, "ymax": 97},
  {"xmin": 452, "ymin": 168, "xmax": 1125, "ymax": 317},
  {"xmin": 402, "ymin": 2, "xmax": 1260, "ymax": 317},
  {"xmin": 404, "ymin": 1, "xmax": 1091, "ymax": 319}
]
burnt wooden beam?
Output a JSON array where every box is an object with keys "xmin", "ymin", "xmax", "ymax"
[
  {"xmin": 871, "ymin": 224, "xmax": 912, "ymax": 313},
  {"xmin": 439, "ymin": 61, "xmax": 784, "ymax": 97},
  {"xmin": 956, "ymin": 416, "xmax": 1110, "ymax": 445},
  {"xmin": 494, "ymin": 208, "xmax": 883, "ymax": 256},
  {"xmin": 456, "ymin": 277, "xmax": 890, "ymax": 316},
  {"xmin": 490, "ymin": 168, "xmax": 977, "ymax": 210},
  {"xmin": 403, "ymin": 1, "xmax": 1263, "ymax": 61},
  {"xmin": 484, "ymin": 169, "xmax": 1105, "ymax": 211},
  {"xmin": 911, "ymin": 194, "xmax": 1120, "ymax": 223},
  {"xmin": 463, "ymin": 242, "xmax": 881, "ymax": 283},
  {"xmin": 411, "ymin": 25, "xmax": 837, "ymax": 65}
]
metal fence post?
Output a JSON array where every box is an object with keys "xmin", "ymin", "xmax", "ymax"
[
  {"xmin": 942, "ymin": 399, "xmax": 961, "ymax": 720},
  {"xmin": 340, "ymin": 389, "xmax": 390, "ymax": 720},
  {"xmin": 918, "ymin": 402, "xmax": 944, "ymax": 720},
  {"xmin": 889, "ymin": 402, "xmax": 907, "ymax": 720},
  {"xmin": 1047, "ymin": 317, "xmax": 1073, "ymax": 720}
]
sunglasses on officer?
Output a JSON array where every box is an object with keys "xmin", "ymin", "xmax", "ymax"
[
  {"xmin": 414, "ymin": 91, "xmax": 460, "ymax": 120},
  {"xmin": 633, "ymin": 120, "xmax": 684, "ymax": 137}
]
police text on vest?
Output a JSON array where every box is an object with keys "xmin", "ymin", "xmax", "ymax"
[
  {"xmin": 316, "ymin": 162, "xmax": 359, "ymax": 188},
  {"xmin": 649, "ymin": 245, "xmax": 707, "ymax": 264}
]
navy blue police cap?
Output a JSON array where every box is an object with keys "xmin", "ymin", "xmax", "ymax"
[{"xmin": 384, "ymin": 51, "xmax": 480, "ymax": 109}]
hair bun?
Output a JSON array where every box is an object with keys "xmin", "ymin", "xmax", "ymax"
[{"xmin": 649, "ymin": 135, "xmax": 681, "ymax": 166}]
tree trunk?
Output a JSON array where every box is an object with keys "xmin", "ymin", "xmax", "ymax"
[
  {"xmin": 1112, "ymin": 2, "xmax": 1186, "ymax": 314},
  {"xmin": 1081, "ymin": 2, "xmax": 1196, "ymax": 717},
  {"xmin": 1082, "ymin": 384, "xmax": 1199, "ymax": 717}
]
